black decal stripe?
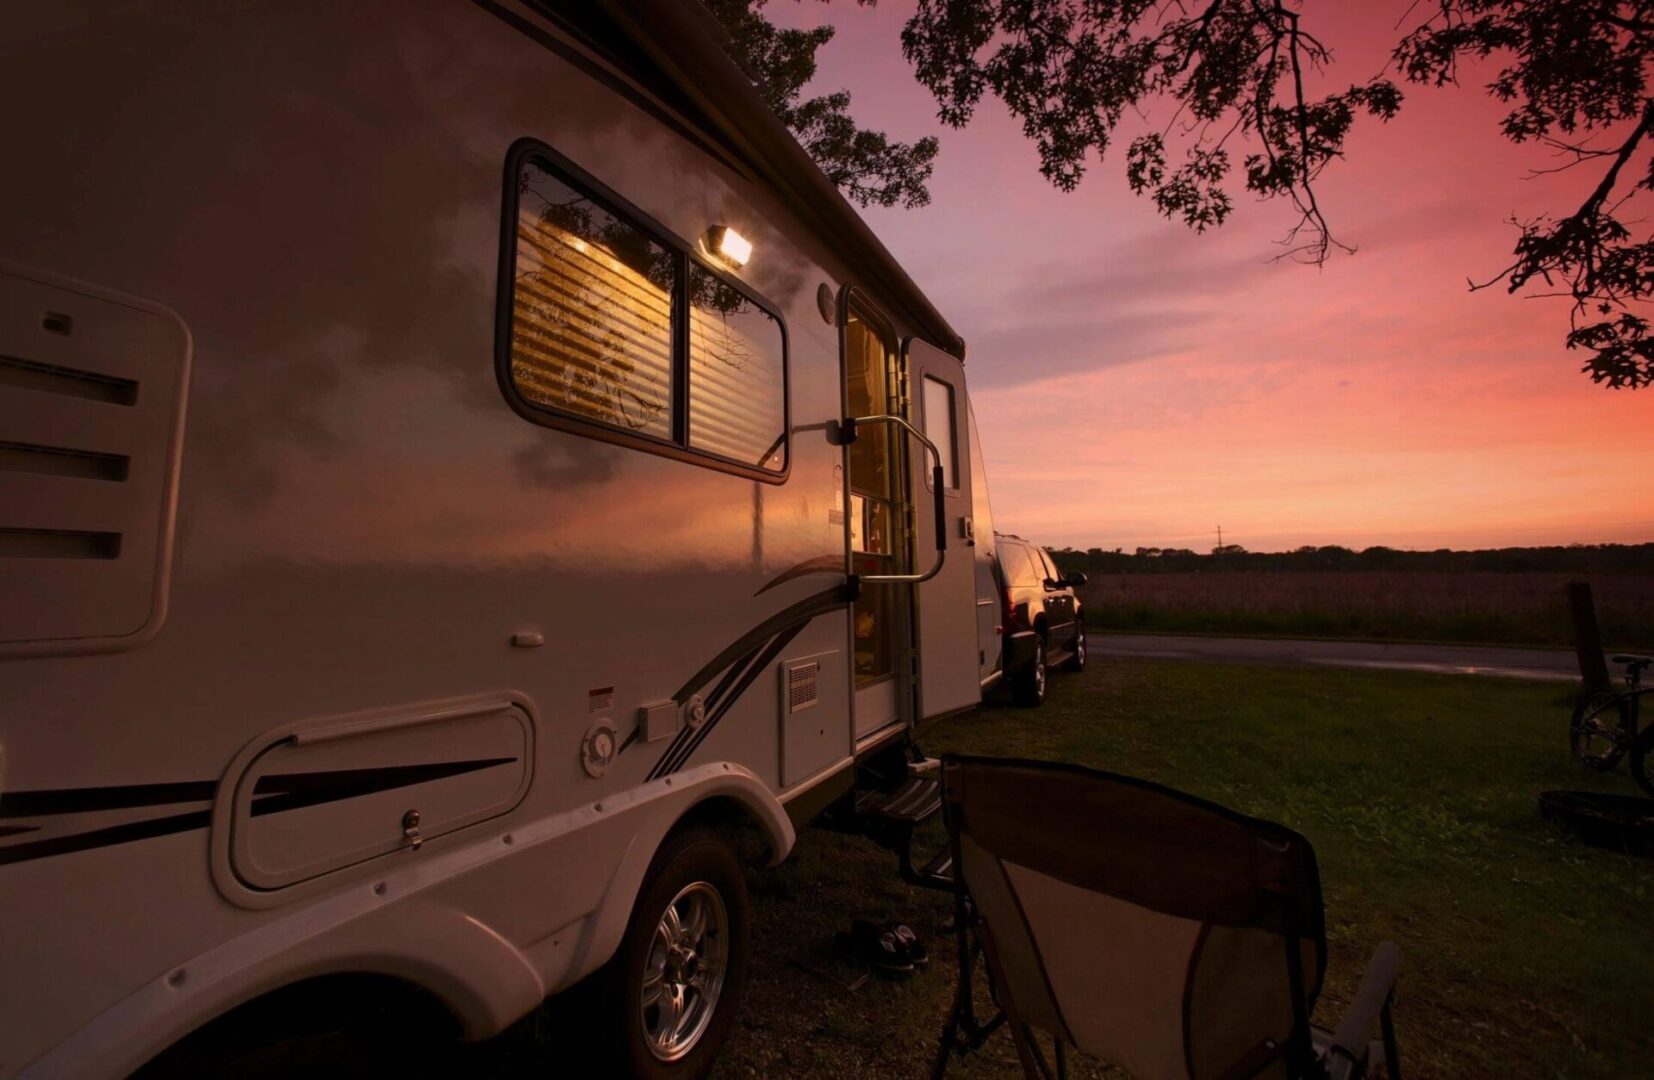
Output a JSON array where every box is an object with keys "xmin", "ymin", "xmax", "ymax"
[
  {"xmin": 652, "ymin": 638, "xmax": 777, "ymax": 780},
  {"xmin": 250, "ymin": 757, "xmax": 518, "ymax": 817},
  {"xmin": 1, "ymin": 780, "xmax": 216, "ymax": 818},
  {"xmin": 252, "ymin": 757, "xmax": 516, "ymax": 800},
  {"xmin": 670, "ymin": 585, "xmax": 848, "ymax": 706},
  {"xmin": 0, "ymin": 824, "xmax": 39, "ymax": 839},
  {"xmin": 645, "ymin": 637, "xmax": 771, "ymax": 782},
  {"xmin": 660, "ymin": 623, "xmax": 807, "ymax": 778},
  {"xmin": 755, "ymin": 554, "xmax": 845, "ymax": 596},
  {"xmin": 0, "ymin": 757, "xmax": 518, "ymax": 867},
  {"xmin": 0, "ymin": 808, "xmax": 210, "ymax": 867},
  {"xmin": 705, "ymin": 642, "xmax": 771, "ymax": 712},
  {"xmin": 641, "ymin": 585, "xmax": 847, "ymax": 778}
]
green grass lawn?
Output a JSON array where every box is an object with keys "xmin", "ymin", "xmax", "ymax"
[{"xmin": 712, "ymin": 660, "xmax": 1654, "ymax": 1079}]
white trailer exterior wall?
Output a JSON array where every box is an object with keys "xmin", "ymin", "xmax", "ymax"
[{"xmin": 0, "ymin": 3, "xmax": 977, "ymax": 1076}]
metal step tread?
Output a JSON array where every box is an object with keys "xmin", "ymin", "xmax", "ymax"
[
  {"xmin": 919, "ymin": 847, "xmax": 954, "ymax": 884},
  {"xmin": 855, "ymin": 774, "xmax": 942, "ymax": 825}
]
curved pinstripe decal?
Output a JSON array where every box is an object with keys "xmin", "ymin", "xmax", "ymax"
[
  {"xmin": 642, "ymin": 584, "xmax": 849, "ymax": 779},
  {"xmin": 667, "ymin": 584, "xmax": 849, "ymax": 709},
  {"xmin": 655, "ymin": 623, "xmax": 807, "ymax": 779},
  {"xmin": 754, "ymin": 553, "xmax": 844, "ymax": 596}
]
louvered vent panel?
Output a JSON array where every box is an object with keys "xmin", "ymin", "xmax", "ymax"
[
  {"xmin": 0, "ymin": 263, "xmax": 189, "ymax": 654},
  {"xmin": 785, "ymin": 660, "xmax": 820, "ymax": 714}
]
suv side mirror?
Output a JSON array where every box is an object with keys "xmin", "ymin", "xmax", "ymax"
[{"xmin": 1064, "ymin": 571, "xmax": 1088, "ymax": 587}]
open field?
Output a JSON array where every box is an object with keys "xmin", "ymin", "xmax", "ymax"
[
  {"xmin": 703, "ymin": 660, "xmax": 1654, "ymax": 1079},
  {"xmin": 1079, "ymin": 572, "xmax": 1654, "ymax": 648}
]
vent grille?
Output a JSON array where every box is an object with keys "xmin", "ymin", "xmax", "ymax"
[
  {"xmin": 786, "ymin": 661, "xmax": 820, "ymax": 714},
  {"xmin": 0, "ymin": 354, "xmax": 139, "ymax": 405},
  {"xmin": 0, "ymin": 263, "xmax": 189, "ymax": 653}
]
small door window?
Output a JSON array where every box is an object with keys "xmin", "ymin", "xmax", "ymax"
[{"xmin": 922, "ymin": 375, "xmax": 958, "ymax": 490}]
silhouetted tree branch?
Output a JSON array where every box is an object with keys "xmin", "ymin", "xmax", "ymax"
[
  {"xmin": 900, "ymin": 1, "xmax": 1401, "ymax": 264},
  {"xmin": 706, "ymin": 0, "xmax": 940, "ymax": 208},
  {"xmin": 710, "ymin": 0, "xmax": 1653, "ymax": 387},
  {"xmin": 1396, "ymin": 1, "xmax": 1654, "ymax": 387}
]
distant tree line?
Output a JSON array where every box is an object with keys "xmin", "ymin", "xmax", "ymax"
[{"xmin": 1048, "ymin": 542, "xmax": 1654, "ymax": 575}]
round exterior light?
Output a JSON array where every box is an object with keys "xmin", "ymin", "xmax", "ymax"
[{"xmin": 706, "ymin": 225, "xmax": 752, "ymax": 268}]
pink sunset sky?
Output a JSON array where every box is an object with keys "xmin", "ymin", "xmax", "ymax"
[{"xmin": 771, "ymin": 3, "xmax": 1654, "ymax": 553}]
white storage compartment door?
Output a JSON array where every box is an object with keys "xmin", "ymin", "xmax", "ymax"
[{"xmin": 905, "ymin": 337, "xmax": 978, "ymax": 719}]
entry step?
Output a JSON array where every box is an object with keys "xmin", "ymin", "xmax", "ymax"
[
  {"xmin": 855, "ymin": 774, "xmax": 942, "ymax": 826},
  {"xmin": 917, "ymin": 847, "xmax": 954, "ymax": 885}
]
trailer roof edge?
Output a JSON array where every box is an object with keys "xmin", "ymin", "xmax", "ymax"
[{"xmin": 580, "ymin": 0, "xmax": 967, "ymax": 361}]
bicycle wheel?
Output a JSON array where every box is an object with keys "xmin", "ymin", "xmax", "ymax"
[
  {"xmin": 1628, "ymin": 692, "xmax": 1654, "ymax": 797},
  {"xmin": 1571, "ymin": 688, "xmax": 1630, "ymax": 770}
]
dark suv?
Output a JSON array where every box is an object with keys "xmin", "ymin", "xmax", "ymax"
[{"xmin": 993, "ymin": 533, "xmax": 1087, "ymax": 705}]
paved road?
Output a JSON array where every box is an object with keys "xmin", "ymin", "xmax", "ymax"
[{"xmin": 1094, "ymin": 632, "xmax": 1587, "ymax": 682}]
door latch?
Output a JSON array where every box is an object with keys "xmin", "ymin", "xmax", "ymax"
[{"xmin": 402, "ymin": 809, "xmax": 423, "ymax": 851}]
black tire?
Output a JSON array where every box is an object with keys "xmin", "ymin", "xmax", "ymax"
[
  {"xmin": 1570, "ymin": 688, "xmax": 1629, "ymax": 771},
  {"xmin": 1013, "ymin": 636, "xmax": 1047, "ymax": 707},
  {"xmin": 1063, "ymin": 618, "xmax": 1087, "ymax": 672},
  {"xmin": 588, "ymin": 827, "xmax": 751, "ymax": 1080}
]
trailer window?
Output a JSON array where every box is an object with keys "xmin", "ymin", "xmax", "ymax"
[
  {"xmin": 688, "ymin": 265, "xmax": 785, "ymax": 471},
  {"xmin": 501, "ymin": 143, "xmax": 790, "ymax": 483},
  {"xmin": 509, "ymin": 160, "xmax": 676, "ymax": 440}
]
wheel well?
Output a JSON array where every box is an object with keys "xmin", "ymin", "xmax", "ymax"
[
  {"xmin": 673, "ymin": 794, "xmax": 776, "ymax": 865},
  {"xmin": 131, "ymin": 973, "xmax": 461, "ymax": 1078}
]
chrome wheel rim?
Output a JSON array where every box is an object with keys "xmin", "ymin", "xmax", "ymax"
[
  {"xmin": 1075, "ymin": 625, "xmax": 1086, "ymax": 663},
  {"xmin": 642, "ymin": 881, "xmax": 728, "ymax": 1062},
  {"xmin": 1034, "ymin": 647, "xmax": 1046, "ymax": 696}
]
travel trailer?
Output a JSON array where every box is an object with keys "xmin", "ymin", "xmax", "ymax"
[{"xmin": 0, "ymin": 3, "xmax": 1000, "ymax": 1076}]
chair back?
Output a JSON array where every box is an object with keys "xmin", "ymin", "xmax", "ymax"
[
  {"xmin": 1567, "ymin": 582, "xmax": 1611, "ymax": 689},
  {"xmin": 941, "ymin": 755, "xmax": 1326, "ymax": 1080}
]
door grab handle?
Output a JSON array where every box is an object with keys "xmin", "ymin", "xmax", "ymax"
[{"xmin": 838, "ymin": 413, "xmax": 947, "ymax": 585}]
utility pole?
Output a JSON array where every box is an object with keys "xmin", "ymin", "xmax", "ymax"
[{"xmin": 1214, "ymin": 525, "xmax": 1223, "ymax": 553}]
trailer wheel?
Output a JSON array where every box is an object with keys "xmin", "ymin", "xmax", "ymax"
[
  {"xmin": 594, "ymin": 827, "xmax": 750, "ymax": 1079},
  {"xmin": 1012, "ymin": 636, "xmax": 1047, "ymax": 707}
]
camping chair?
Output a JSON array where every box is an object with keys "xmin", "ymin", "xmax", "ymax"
[{"xmin": 933, "ymin": 755, "xmax": 1401, "ymax": 1080}]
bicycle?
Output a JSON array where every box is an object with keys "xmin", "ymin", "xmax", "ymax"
[{"xmin": 1570, "ymin": 652, "xmax": 1654, "ymax": 795}]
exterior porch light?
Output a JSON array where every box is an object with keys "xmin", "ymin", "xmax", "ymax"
[{"xmin": 706, "ymin": 225, "xmax": 752, "ymax": 268}]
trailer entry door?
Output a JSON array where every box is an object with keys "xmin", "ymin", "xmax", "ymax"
[
  {"xmin": 843, "ymin": 300, "xmax": 906, "ymax": 739},
  {"xmin": 906, "ymin": 337, "xmax": 978, "ymax": 720}
]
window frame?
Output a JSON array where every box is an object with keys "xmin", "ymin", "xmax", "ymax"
[{"xmin": 495, "ymin": 138, "xmax": 790, "ymax": 484}]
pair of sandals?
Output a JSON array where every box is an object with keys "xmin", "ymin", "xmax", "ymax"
[{"xmin": 836, "ymin": 919, "xmax": 929, "ymax": 977}]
